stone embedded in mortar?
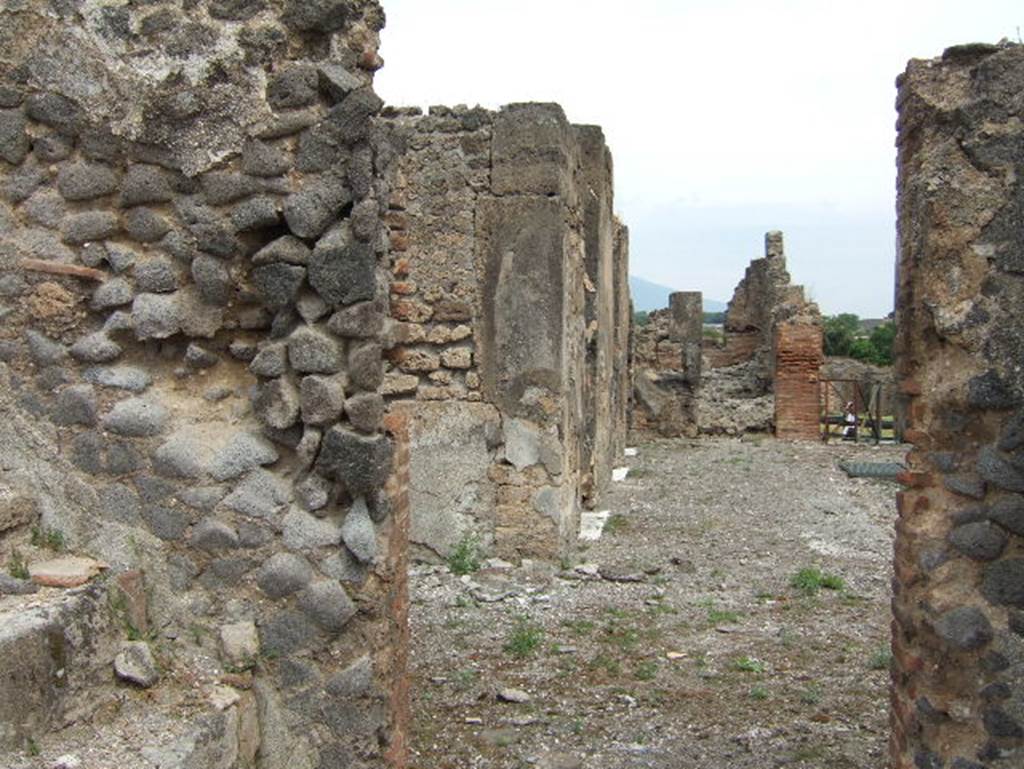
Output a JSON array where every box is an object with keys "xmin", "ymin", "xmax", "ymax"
[
  {"xmin": 933, "ymin": 607, "xmax": 994, "ymax": 650},
  {"xmin": 283, "ymin": 176, "xmax": 352, "ymax": 239},
  {"xmin": 242, "ymin": 140, "xmax": 290, "ymax": 178},
  {"xmin": 347, "ymin": 341, "xmax": 382, "ymax": 391},
  {"xmin": 948, "ymin": 521, "xmax": 1008, "ymax": 560},
  {"xmin": 0, "ymin": 108, "xmax": 29, "ymax": 165},
  {"xmin": 253, "ymin": 377, "xmax": 301, "ymax": 430},
  {"xmin": 134, "ymin": 257, "xmax": 180, "ymax": 293},
  {"xmin": 999, "ymin": 410, "xmax": 1024, "ymax": 451},
  {"xmin": 252, "ymin": 234, "xmax": 311, "ymax": 266},
  {"xmin": 295, "ymin": 473, "xmax": 331, "ymax": 512},
  {"xmin": 201, "ymin": 172, "xmax": 265, "ymax": 206},
  {"xmin": 341, "ymin": 497, "xmax": 377, "ymax": 563},
  {"xmin": 191, "ymin": 518, "xmax": 240, "ymax": 551},
  {"xmin": 120, "ymin": 165, "xmax": 173, "ymax": 207},
  {"xmin": 981, "ymin": 558, "xmax": 1024, "ymax": 607},
  {"xmin": 25, "ymin": 329, "xmax": 67, "ymax": 365},
  {"xmin": 191, "ymin": 257, "xmax": 233, "ymax": 309},
  {"xmin": 232, "ymin": 196, "xmax": 282, "ymax": 231},
  {"xmin": 282, "ymin": 508, "xmax": 342, "ymax": 550},
  {"xmin": 184, "ymin": 343, "xmax": 218, "ymax": 369},
  {"xmin": 344, "ymin": 392, "xmax": 384, "ymax": 434},
  {"xmin": 251, "ymin": 263, "xmax": 306, "ymax": 310},
  {"xmin": 141, "ymin": 505, "xmax": 189, "ymax": 541},
  {"xmin": 70, "ymin": 332, "xmax": 122, "ymax": 363},
  {"xmin": 51, "ymin": 384, "xmax": 98, "ymax": 426},
  {"xmin": 288, "ymin": 325, "xmax": 341, "ymax": 374},
  {"xmin": 296, "ymin": 291, "xmax": 330, "ymax": 324},
  {"xmin": 257, "ymin": 552, "xmax": 313, "ymax": 599},
  {"xmin": 177, "ymin": 287, "xmax": 224, "ymax": 338},
  {"xmin": 61, "ymin": 211, "xmax": 120, "ymax": 244},
  {"xmin": 91, "ymin": 277, "xmax": 134, "ymax": 310},
  {"xmin": 84, "ymin": 365, "xmax": 151, "ymax": 392},
  {"xmin": 977, "ymin": 446, "xmax": 1024, "ymax": 492},
  {"xmin": 300, "ymin": 374, "xmax": 346, "ymax": 425},
  {"xmin": 124, "ymin": 207, "xmax": 172, "ymax": 242},
  {"xmin": 315, "ymin": 427, "xmax": 392, "ymax": 495},
  {"xmin": 249, "ymin": 342, "xmax": 288, "ymax": 378},
  {"xmin": 989, "ymin": 495, "xmax": 1024, "ymax": 535},
  {"xmin": 298, "ymin": 580, "xmax": 356, "ymax": 632},
  {"xmin": 132, "ymin": 293, "xmax": 181, "ymax": 340},
  {"xmin": 33, "ymin": 132, "xmax": 73, "ymax": 163},
  {"xmin": 259, "ymin": 609, "xmax": 318, "ymax": 657},
  {"xmin": 222, "ymin": 469, "xmax": 289, "ymax": 519},
  {"xmin": 266, "ymin": 64, "xmax": 318, "ymax": 110},
  {"xmin": 308, "ymin": 221, "xmax": 376, "ymax": 305},
  {"xmin": 324, "ymin": 88, "xmax": 383, "ymax": 146},
  {"xmin": 56, "ymin": 162, "xmax": 119, "ymax": 201},
  {"xmin": 209, "ymin": 431, "xmax": 279, "ymax": 482},
  {"xmin": 327, "ymin": 301, "xmax": 384, "ymax": 338},
  {"xmin": 102, "ymin": 397, "xmax": 168, "ymax": 436}
]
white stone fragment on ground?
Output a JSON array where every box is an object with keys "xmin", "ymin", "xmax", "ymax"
[
  {"xmin": 114, "ymin": 640, "xmax": 159, "ymax": 687},
  {"xmin": 51, "ymin": 756, "xmax": 82, "ymax": 769},
  {"xmin": 612, "ymin": 466, "xmax": 630, "ymax": 482},
  {"xmin": 578, "ymin": 510, "xmax": 610, "ymax": 541},
  {"xmin": 29, "ymin": 556, "xmax": 109, "ymax": 587},
  {"xmin": 209, "ymin": 684, "xmax": 241, "ymax": 711},
  {"xmin": 624, "ymin": 447, "xmax": 638, "ymax": 457},
  {"xmin": 498, "ymin": 688, "xmax": 531, "ymax": 703}
]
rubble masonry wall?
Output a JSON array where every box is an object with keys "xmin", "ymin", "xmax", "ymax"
[
  {"xmin": 892, "ymin": 42, "xmax": 1024, "ymax": 769},
  {"xmin": 0, "ymin": 1, "xmax": 408, "ymax": 766},
  {"xmin": 381, "ymin": 104, "xmax": 629, "ymax": 562}
]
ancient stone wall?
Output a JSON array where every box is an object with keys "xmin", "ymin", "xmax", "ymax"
[
  {"xmin": 0, "ymin": 2, "xmax": 407, "ymax": 766},
  {"xmin": 631, "ymin": 231, "xmax": 820, "ymax": 438},
  {"xmin": 380, "ymin": 104, "xmax": 629, "ymax": 562},
  {"xmin": 631, "ymin": 291, "xmax": 702, "ymax": 437},
  {"xmin": 892, "ymin": 41, "xmax": 1024, "ymax": 769}
]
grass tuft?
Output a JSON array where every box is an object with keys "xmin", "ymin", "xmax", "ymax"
[
  {"xmin": 790, "ymin": 567, "xmax": 845, "ymax": 596},
  {"xmin": 447, "ymin": 533, "xmax": 481, "ymax": 576},
  {"xmin": 504, "ymin": 616, "xmax": 544, "ymax": 658}
]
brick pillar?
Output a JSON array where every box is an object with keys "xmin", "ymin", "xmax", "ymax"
[
  {"xmin": 773, "ymin": 322, "xmax": 823, "ymax": 440},
  {"xmin": 892, "ymin": 42, "xmax": 1024, "ymax": 769}
]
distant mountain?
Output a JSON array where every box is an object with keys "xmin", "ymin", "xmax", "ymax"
[{"xmin": 629, "ymin": 275, "xmax": 727, "ymax": 313}]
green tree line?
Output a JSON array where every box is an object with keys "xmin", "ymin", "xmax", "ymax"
[{"xmin": 823, "ymin": 313, "xmax": 895, "ymax": 366}]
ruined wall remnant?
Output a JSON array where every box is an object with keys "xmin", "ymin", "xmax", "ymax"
[
  {"xmin": 631, "ymin": 231, "xmax": 821, "ymax": 438},
  {"xmin": 892, "ymin": 42, "xmax": 1024, "ymax": 769},
  {"xmin": 381, "ymin": 104, "xmax": 630, "ymax": 562},
  {"xmin": 1, "ymin": 2, "xmax": 408, "ymax": 765},
  {"xmin": 773, "ymin": 322, "xmax": 824, "ymax": 440},
  {"xmin": 631, "ymin": 291, "xmax": 702, "ymax": 437}
]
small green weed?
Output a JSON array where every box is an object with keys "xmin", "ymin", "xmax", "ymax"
[
  {"xmin": 733, "ymin": 656, "xmax": 765, "ymax": 673},
  {"xmin": 561, "ymin": 618, "xmax": 596, "ymax": 637},
  {"xmin": 589, "ymin": 653, "xmax": 622, "ymax": 677},
  {"xmin": 790, "ymin": 567, "xmax": 845, "ymax": 596},
  {"xmin": 749, "ymin": 685, "xmax": 769, "ymax": 700},
  {"xmin": 604, "ymin": 514, "xmax": 629, "ymax": 535},
  {"xmin": 447, "ymin": 534, "xmax": 481, "ymax": 576},
  {"xmin": 30, "ymin": 525, "xmax": 65, "ymax": 552},
  {"xmin": 504, "ymin": 617, "xmax": 544, "ymax": 658},
  {"xmin": 26, "ymin": 736, "xmax": 40, "ymax": 757},
  {"xmin": 702, "ymin": 598, "xmax": 741, "ymax": 626},
  {"xmin": 799, "ymin": 683, "xmax": 823, "ymax": 705},
  {"xmin": 634, "ymin": 660, "xmax": 658, "ymax": 681},
  {"xmin": 868, "ymin": 646, "xmax": 892, "ymax": 671},
  {"xmin": 7, "ymin": 549, "xmax": 29, "ymax": 580}
]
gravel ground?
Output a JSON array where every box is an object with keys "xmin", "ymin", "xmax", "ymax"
[{"xmin": 407, "ymin": 436, "xmax": 906, "ymax": 769}]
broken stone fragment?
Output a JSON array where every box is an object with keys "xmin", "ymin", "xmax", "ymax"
[
  {"xmin": 220, "ymin": 621, "xmax": 259, "ymax": 669},
  {"xmin": 298, "ymin": 580, "xmax": 356, "ymax": 632},
  {"xmin": 497, "ymin": 688, "xmax": 531, "ymax": 703},
  {"xmin": 287, "ymin": 325, "xmax": 341, "ymax": 373},
  {"xmin": 300, "ymin": 374, "xmax": 346, "ymax": 425},
  {"xmin": 315, "ymin": 426, "xmax": 392, "ymax": 494},
  {"xmin": 29, "ymin": 556, "xmax": 109, "ymax": 587},
  {"xmin": 114, "ymin": 641, "xmax": 159, "ymax": 687},
  {"xmin": 253, "ymin": 377, "xmax": 301, "ymax": 430},
  {"xmin": 256, "ymin": 552, "xmax": 313, "ymax": 598},
  {"xmin": 308, "ymin": 221, "xmax": 375, "ymax": 305}
]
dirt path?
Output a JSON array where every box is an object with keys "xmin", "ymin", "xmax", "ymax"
[{"xmin": 407, "ymin": 436, "xmax": 906, "ymax": 769}]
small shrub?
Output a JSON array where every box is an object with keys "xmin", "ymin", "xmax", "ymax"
[
  {"xmin": 733, "ymin": 656, "xmax": 765, "ymax": 673},
  {"xmin": 634, "ymin": 660, "xmax": 658, "ymax": 681},
  {"xmin": 868, "ymin": 646, "xmax": 892, "ymax": 671},
  {"xmin": 7, "ymin": 549, "xmax": 29, "ymax": 580},
  {"xmin": 799, "ymin": 684, "xmax": 823, "ymax": 705},
  {"xmin": 790, "ymin": 567, "xmax": 845, "ymax": 596},
  {"xmin": 447, "ymin": 534, "xmax": 481, "ymax": 576},
  {"xmin": 504, "ymin": 617, "xmax": 544, "ymax": 658},
  {"xmin": 31, "ymin": 525, "xmax": 65, "ymax": 552}
]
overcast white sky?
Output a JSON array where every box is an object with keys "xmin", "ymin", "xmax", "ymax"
[{"xmin": 375, "ymin": 1, "xmax": 1022, "ymax": 317}]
